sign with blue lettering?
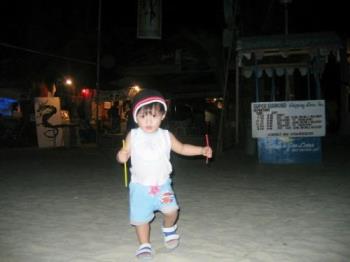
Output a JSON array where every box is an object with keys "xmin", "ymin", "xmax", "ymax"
[{"xmin": 258, "ymin": 137, "xmax": 322, "ymax": 164}]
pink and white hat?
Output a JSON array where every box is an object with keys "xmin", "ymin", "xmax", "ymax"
[{"xmin": 132, "ymin": 89, "xmax": 167, "ymax": 123}]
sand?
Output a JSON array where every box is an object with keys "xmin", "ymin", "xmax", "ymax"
[{"xmin": 0, "ymin": 143, "xmax": 349, "ymax": 261}]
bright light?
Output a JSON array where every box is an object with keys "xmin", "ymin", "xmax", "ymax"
[
  {"xmin": 65, "ymin": 78, "xmax": 73, "ymax": 85},
  {"xmin": 128, "ymin": 85, "xmax": 142, "ymax": 98},
  {"xmin": 81, "ymin": 88, "xmax": 91, "ymax": 98},
  {"xmin": 132, "ymin": 85, "xmax": 141, "ymax": 92}
]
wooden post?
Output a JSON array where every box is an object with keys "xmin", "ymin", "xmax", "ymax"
[
  {"xmin": 235, "ymin": 54, "xmax": 240, "ymax": 144},
  {"xmin": 216, "ymin": 46, "xmax": 232, "ymax": 154}
]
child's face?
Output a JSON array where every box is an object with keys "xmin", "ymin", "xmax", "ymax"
[{"xmin": 136, "ymin": 105, "xmax": 165, "ymax": 133}]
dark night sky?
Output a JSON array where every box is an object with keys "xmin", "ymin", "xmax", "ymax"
[
  {"xmin": 1, "ymin": 1, "xmax": 348, "ymax": 44},
  {"xmin": 1, "ymin": 1, "xmax": 223, "ymax": 44},
  {"xmin": 0, "ymin": 1, "xmax": 348, "ymax": 87},
  {"xmin": 284, "ymin": 2, "xmax": 348, "ymax": 36}
]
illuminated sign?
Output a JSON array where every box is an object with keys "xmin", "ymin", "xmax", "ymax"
[{"xmin": 251, "ymin": 100, "xmax": 325, "ymax": 138}]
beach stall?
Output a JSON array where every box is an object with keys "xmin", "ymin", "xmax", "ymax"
[{"xmin": 235, "ymin": 32, "xmax": 342, "ymax": 163}]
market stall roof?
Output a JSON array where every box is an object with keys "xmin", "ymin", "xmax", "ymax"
[{"xmin": 236, "ymin": 32, "xmax": 343, "ymax": 78}]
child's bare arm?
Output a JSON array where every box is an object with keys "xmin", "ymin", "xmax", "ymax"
[
  {"xmin": 170, "ymin": 132, "xmax": 213, "ymax": 158},
  {"xmin": 116, "ymin": 132, "xmax": 131, "ymax": 163}
]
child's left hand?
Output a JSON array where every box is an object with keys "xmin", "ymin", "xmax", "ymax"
[{"xmin": 202, "ymin": 146, "xmax": 213, "ymax": 158}]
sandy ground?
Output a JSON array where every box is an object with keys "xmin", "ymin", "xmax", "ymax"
[{"xmin": 0, "ymin": 139, "xmax": 350, "ymax": 262}]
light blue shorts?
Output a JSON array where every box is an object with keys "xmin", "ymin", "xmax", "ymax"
[{"xmin": 129, "ymin": 179, "xmax": 179, "ymax": 225}]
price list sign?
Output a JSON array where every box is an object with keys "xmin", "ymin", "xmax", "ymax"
[{"xmin": 251, "ymin": 100, "xmax": 325, "ymax": 138}]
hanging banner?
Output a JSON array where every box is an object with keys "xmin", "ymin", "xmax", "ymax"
[
  {"xmin": 137, "ymin": 0, "xmax": 162, "ymax": 39},
  {"xmin": 34, "ymin": 97, "xmax": 64, "ymax": 148},
  {"xmin": 251, "ymin": 100, "xmax": 326, "ymax": 138}
]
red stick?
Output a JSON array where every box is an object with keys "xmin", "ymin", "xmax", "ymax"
[{"xmin": 205, "ymin": 134, "xmax": 209, "ymax": 164}]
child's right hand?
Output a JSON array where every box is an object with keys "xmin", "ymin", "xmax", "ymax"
[
  {"xmin": 117, "ymin": 133, "xmax": 131, "ymax": 163},
  {"xmin": 116, "ymin": 148, "xmax": 129, "ymax": 163}
]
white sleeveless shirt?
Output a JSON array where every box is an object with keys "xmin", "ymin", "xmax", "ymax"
[{"xmin": 130, "ymin": 128, "xmax": 172, "ymax": 186}]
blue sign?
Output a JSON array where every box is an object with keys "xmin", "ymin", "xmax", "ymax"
[
  {"xmin": 258, "ymin": 137, "xmax": 322, "ymax": 164},
  {"xmin": 0, "ymin": 97, "xmax": 17, "ymax": 116}
]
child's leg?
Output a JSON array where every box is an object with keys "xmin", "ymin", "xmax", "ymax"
[
  {"xmin": 135, "ymin": 223, "xmax": 150, "ymax": 244},
  {"xmin": 162, "ymin": 210, "xmax": 180, "ymax": 250},
  {"xmin": 129, "ymin": 183, "xmax": 158, "ymax": 259},
  {"xmin": 135, "ymin": 223, "xmax": 153, "ymax": 259},
  {"xmin": 163, "ymin": 210, "xmax": 178, "ymax": 228},
  {"xmin": 157, "ymin": 180, "xmax": 180, "ymax": 250}
]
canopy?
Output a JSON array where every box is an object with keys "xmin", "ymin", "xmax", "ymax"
[{"xmin": 236, "ymin": 32, "xmax": 342, "ymax": 78}]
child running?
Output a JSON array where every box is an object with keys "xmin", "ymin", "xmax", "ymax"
[{"xmin": 116, "ymin": 88, "xmax": 213, "ymax": 260}]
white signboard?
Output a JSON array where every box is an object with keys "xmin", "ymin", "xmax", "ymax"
[
  {"xmin": 34, "ymin": 97, "xmax": 64, "ymax": 148},
  {"xmin": 251, "ymin": 100, "xmax": 325, "ymax": 138}
]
